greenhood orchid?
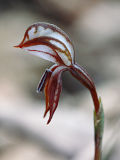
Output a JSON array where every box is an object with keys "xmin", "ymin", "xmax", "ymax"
[{"xmin": 15, "ymin": 22, "xmax": 99, "ymax": 124}]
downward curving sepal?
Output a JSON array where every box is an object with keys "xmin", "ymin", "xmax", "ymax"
[
  {"xmin": 15, "ymin": 22, "xmax": 75, "ymax": 66},
  {"xmin": 44, "ymin": 65, "xmax": 67, "ymax": 124}
]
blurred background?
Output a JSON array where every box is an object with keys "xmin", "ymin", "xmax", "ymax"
[{"xmin": 0, "ymin": 0, "xmax": 120, "ymax": 159}]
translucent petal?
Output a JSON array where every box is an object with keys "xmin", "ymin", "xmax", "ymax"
[{"xmin": 15, "ymin": 22, "xmax": 75, "ymax": 66}]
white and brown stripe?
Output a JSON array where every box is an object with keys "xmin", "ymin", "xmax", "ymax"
[{"xmin": 16, "ymin": 22, "xmax": 75, "ymax": 66}]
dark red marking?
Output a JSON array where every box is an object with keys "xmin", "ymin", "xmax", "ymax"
[{"xmin": 70, "ymin": 63, "xmax": 99, "ymax": 113}]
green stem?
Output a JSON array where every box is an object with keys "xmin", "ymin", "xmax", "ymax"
[{"xmin": 94, "ymin": 98, "xmax": 104, "ymax": 160}]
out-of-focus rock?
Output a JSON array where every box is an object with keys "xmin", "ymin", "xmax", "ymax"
[
  {"xmin": 71, "ymin": 1, "xmax": 120, "ymax": 83},
  {"xmin": 0, "ymin": 0, "xmax": 101, "ymax": 26}
]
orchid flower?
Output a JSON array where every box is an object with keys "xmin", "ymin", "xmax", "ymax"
[{"xmin": 15, "ymin": 22, "xmax": 99, "ymax": 124}]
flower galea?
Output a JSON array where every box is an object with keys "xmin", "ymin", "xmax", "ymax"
[{"xmin": 15, "ymin": 22, "xmax": 99, "ymax": 124}]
